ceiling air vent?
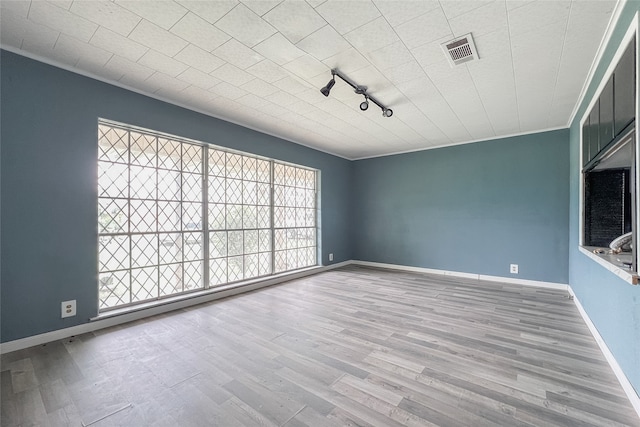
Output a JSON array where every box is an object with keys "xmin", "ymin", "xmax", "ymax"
[{"xmin": 441, "ymin": 33, "xmax": 479, "ymax": 67}]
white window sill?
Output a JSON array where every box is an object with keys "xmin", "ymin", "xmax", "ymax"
[
  {"xmin": 91, "ymin": 265, "xmax": 322, "ymax": 321},
  {"xmin": 579, "ymin": 246, "xmax": 638, "ymax": 285}
]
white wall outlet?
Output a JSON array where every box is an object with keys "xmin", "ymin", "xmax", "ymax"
[
  {"xmin": 329, "ymin": 253, "xmax": 334, "ymax": 261},
  {"xmin": 61, "ymin": 300, "xmax": 76, "ymax": 318},
  {"xmin": 510, "ymin": 264, "xmax": 519, "ymax": 274}
]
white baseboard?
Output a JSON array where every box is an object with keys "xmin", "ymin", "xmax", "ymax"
[
  {"xmin": 568, "ymin": 287, "xmax": 640, "ymax": 418},
  {"xmin": 0, "ymin": 261, "xmax": 350, "ymax": 354},
  {"xmin": 350, "ymin": 260, "xmax": 568, "ymax": 290}
]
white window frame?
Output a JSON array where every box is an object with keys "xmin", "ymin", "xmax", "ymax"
[{"xmin": 97, "ymin": 119, "xmax": 319, "ymax": 311}]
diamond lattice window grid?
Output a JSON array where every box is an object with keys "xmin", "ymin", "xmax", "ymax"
[{"xmin": 97, "ymin": 121, "xmax": 317, "ymax": 311}]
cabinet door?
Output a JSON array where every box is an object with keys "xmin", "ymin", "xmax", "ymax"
[
  {"xmin": 599, "ymin": 76, "xmax": 615, "ymax": 147},
  {"xmin": 614, "ymin": 38, "xmax": 635, "ymax": 136},
  {"xmin": 589, "ymin": 100, "xmax": 600, "ymax": 161},
  {"xmin": 582, "ymin": 116, "xmax": 590, "ymax": 166}
]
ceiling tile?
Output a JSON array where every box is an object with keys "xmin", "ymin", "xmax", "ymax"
[
  {"xmin": 253, "ymin": 33, "xmax": 305, "ymax": 65},
  {"xmin": 172, "ymin": 85, "xmax": 218, "ymax": 106},
  {"xmin": 411, "ymin": 36, "xmax": 454, "ymax": 68},
  {"xmin": 272, "ymin": 75, "xmax": 310, "ymax": 95},
  {"xmin": 209, "ymin": 81, "xmax": 248, "ymax": 100},
  {"xmin": 137, "ymin": 50, "xmax": 188, "ymax": 77},
  {"xmin": 105, "ymin": 55, "xmax": 155, "ymax": 85},
  {"xmin": 323, "ymin": 48, "xmax": 370, "ymax": 74},
  {"xmin": 129, "ymin": 19, "xmax": 188, "ymax": 57},
  {"xmin": 449, "ymin": 1, "xmax": 507, "ymax": 39},
  {"xmin": 28, "ymin": 1, "xmax": 97, "ymax": 42},
  {"xmin": 246, "ymin": 59, "xmax": 290, "ymax": 83},
  {"xmin": 0, "ymin": 10, "xmax": 23, "ymax": 47},
  {"xmin": 69, "ymin": 1, "xmax": 141, "ymax": 37},
  {"xmin": 116, "ymin": 1, "xmax": 188, "ymax": 30},
  {"xmin": 467, "ymin": 27, "xmax": 511, "ymax": 64},
  {"xmin": 213, "ymin": 39, "xmax": 264, "ymax": 69},
  {"xmin": 266, "ymin": 90, "xmax": 300, "ymax": 107},
  {"xmin": 47, "ymin": 1, "xmax": 73, "ymax": 10},
  {"xmin": 440, "ymin": 1, "xmax": 493, "ymax": 20},
  {"xmin": 296, "ymin": 25, "xmax": 351, "ymax": 61},
  {"xmin": 344, "ymin": 17, "xmax": 399, "ymax": 53},
  {"xmin": 143, "ymin": 71, "xmax": 190, "ymax": 95},
  {"xmin": 236, "ymin": 93, "xmax": 271, "ymax": 109},
  {"xmin": 241, "ymin": 78, "xmax": 279, "ymax": 97},
  {"xmin": 508, "ymin": 1, "xmax": 570, "ymax": 36},
  {"xmin": 395, "ymin": 8, "xmax": 451, "ymax": 49},
  {"xmin": 282, "ymin": 54, "xmax": 329, "ymax": 80},
  {"xmin": 90, "ymin": 26, "xmax": 148, "ymax": 62},
  {"xmin": 211, "ymin": 63, "xmax": 256, "ymax": 86},
  {"xmin": 170, "ymin": 12, "xmax": 230, "ymax": 51},
  {"xmin": 263, "ymin": 1, "xmax": 326, "ymax": 44},
  {"xmin": 298, "ymin": 87, "xmax": 330, "ymax": 105},
  {"xmin": 366, "ymin": 41, "xmax": 414, "ymax": 70},
  {"xmin": 347, "ymin": 65, "xmax": 392, "ymax": 93},
  {"xmin": 176, "ymin": 0, "xmax": 238, "ymax": 24},
  {"xmin": 423, "ymin": 59, "xmax": 468, "ymax": 83},
  {"xmin": 240, "ymin": 0, "xmax": 282, "ymax": 17},
  {"xmin": 383, "ymin": 61, "xmax": 425, "ymax": 85},
  {"xmin": 373, "ymin": 0, "xmax": 439, "ymax": 27},
  {"xmin": 315, "ymin": 0, "xmax": 379, "ymax": 35},
  {"xmin": 54, "ymin": 33, "xmax": 112, "ymax": 67},
  {"xmin": 2, "ymin": 9, "xmax": 59, "ymax": 52},
  {"xmin": 176, "ymin": 67, "xmax": 221, "ymax": 89},
  {"xmin": 174, "ymin": 44, "xmax": 225, "ymax": 74},
  {"xmin": 215, "ymin": 4, "xmax": 276, "ymax": 47},
  {"xmin": 1, "ymin": 1, "xmax": 30, "ymax": 17}
]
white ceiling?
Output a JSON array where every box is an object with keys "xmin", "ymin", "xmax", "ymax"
[{"xmin": 0, "ymin": 0, "xmax": 617, "ymax": 159}]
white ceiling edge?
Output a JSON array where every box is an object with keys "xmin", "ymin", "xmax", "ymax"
[
  {"xmin": 351, "ymin": 125, "xmax": 569, "ymax": 161},
  {"xmin": 0, "ymin": 44, "xmax": 353, "ymax": 161},
  {"xmin": 566, "ymin": 0, "xmax": 627, "ymax": 127}
]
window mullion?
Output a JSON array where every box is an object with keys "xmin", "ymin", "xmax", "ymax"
[
  {"xmin": 203, "ymin": 146, "xmax": 210, "ymax": 289},
  {"xmin": 128, "ymin": 129, "xmax": 133, "ymax": 306},
  {"xmin": 270, "ymin": 160, "xmax": 275, "ymax": 276}
]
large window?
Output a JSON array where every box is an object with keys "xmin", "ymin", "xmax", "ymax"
[{"xmin": 98, "ymin": 121, "xmax": 318, "ymax": 310}]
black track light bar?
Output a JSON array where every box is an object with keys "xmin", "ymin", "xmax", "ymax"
[{"xmin": 320, "ymin": 69, "xmax": 393, "ymax": 117}]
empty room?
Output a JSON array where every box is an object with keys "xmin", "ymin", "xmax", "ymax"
[{"xmin": 1, "ymin": 0, "xmax": 640, "ymax": 425}]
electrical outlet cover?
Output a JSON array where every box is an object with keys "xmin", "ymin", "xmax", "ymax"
[{"xmin": 61, "ymin": 300, "xmax": 76, "ymax": 318}]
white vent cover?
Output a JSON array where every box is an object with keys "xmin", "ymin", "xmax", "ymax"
[{"xmin": 441, "ymin": 33, "xmax": 479, "ymax": 67}]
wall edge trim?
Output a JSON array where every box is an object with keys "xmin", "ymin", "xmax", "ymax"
[
  {"xmin": 350, "ymin": 260, "xmax": 568, "ymax": 290},
  {"xmin": 568, "ymin": 287, "xmax": 640, "ymax": 418},
  {"xmin": 0, "ymin": 261, "xmax": 350, "ymax": 354}
]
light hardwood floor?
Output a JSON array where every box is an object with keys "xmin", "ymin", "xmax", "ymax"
[{"xmin": 1, "ymin": 265, "xmax": 639, "ymax": 426}]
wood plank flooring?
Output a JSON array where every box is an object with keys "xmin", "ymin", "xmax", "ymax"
[{"xmin": 1, "ymin": 265, "xmax": 639, "ymax": 426}]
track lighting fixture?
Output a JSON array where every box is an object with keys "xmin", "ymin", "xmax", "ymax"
[
  {"xmin": 320, "ymin": 76, "xmax": 335, "ymax": 97},
  {"xmin": 319, "ymin": 69, "xmax": 393, "ymax": 118}
]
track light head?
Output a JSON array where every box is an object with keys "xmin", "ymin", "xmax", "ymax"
[
  {"xmin": 383, "ymin": 108, "xmax": 393, "ymax": 117},
  {"xmin": 320, "ymin": 77, "xmax": 335, "ymax": 97},
  {"xmin": 359, "ymin": 97, "xmax": 369, "ymax": 111}
]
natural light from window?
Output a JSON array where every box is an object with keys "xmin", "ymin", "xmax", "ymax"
[{"xmin": 97, "ymin": 121, "xmax": 318, "ymax": 311}]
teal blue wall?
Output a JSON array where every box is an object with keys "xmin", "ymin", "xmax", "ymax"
[
  {"xmin": 568, "ymin": 2, "xmax": 640, "ymax": 393},
  {"xmin": 352, "ymin": 130, "xmax": 570, "ymax": 284},
  {"xmin": 0, "ymin": 51, "xmax": 353, "ymax": 342}
]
